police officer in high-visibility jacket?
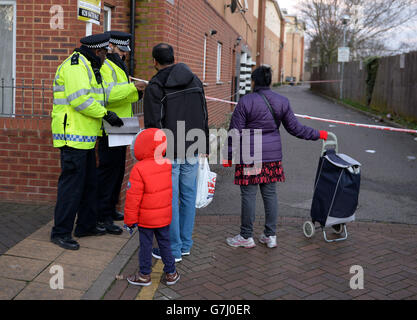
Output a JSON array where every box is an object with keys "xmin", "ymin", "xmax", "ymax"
[
  {"xmin": 50, "ymin": 33, "xmax": 124, "ymax": 251},
  {"xmin": 97, "ymin": 31, "xmax": 147, "ymax": 235}
]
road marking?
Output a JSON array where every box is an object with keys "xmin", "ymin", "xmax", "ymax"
[
  {"xmin": 407, "ymin": 156, "xmax": 416, "ymax": 161},
  {"xmin": 365, "ymin": 150, "xmax": 376, "ymax": 153},
  {"xmin": 135, "ymin": 259, "xmax": 164, "ymax": 300}
]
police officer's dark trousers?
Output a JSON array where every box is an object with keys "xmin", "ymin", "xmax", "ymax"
[
  {"xmin": 51, "ymin": 146, "xmax": 98, "ymax": 238},
  {"xmin": 97, "ymin": 135, "xmax": 126, "ymax": 223}
]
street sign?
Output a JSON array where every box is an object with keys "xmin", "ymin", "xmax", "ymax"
[
  {"xmin": 338, "ymin": 47, "xmax": 350, "ymax": 63},
  {"xmin": 77, "ymin": 0, "xmax": 101, "ymax": 25}
]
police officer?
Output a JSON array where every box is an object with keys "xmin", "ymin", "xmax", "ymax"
[
  {"xmin": 51, "ymin": 33, "xmax": 124, "ymax": 250},
  {"xmin": 97, "ymin": 31, "xmax": 147, "ymax": 234}
]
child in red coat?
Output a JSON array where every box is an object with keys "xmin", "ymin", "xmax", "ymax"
[{"xmin": 124, "ymin": 128, "xmax": 179, "ymax": 286}]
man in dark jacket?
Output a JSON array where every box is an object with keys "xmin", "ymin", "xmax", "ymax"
[{"xmin": 144, "ymin": 43, "xmax": 209, "ymax": 262}]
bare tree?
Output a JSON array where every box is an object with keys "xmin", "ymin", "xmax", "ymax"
[{"xmin": 298, "ymin": 0, "xmax": 417, "ymax": 65}]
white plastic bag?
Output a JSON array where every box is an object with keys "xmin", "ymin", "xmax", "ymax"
[{"xmin": 195, "ymin": 157, "xmax": 217, "ymax": 209}]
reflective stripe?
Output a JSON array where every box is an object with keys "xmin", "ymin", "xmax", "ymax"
[
  {"xmin": 53, "ymin": 99, "xmax": 69, "ymax": 105},
  {"xmin": 54, "ymin": 98, "xmax": 104, "ymax": 108},
  {"xmin": 53, "ymin": 134, "xmax": 97, "ymax": 143},
  {"xmin": 105, "ymin": 60, "xmax": 117, "ymax": 82},
  {"xmin": 79, "ymin": 55, "xmax": 93, "ymax": 82},
  {"xmin": 53, "ymin": 85, "xmax": 65, "ymax": 93},
  {"xmin": 105, "ymin": 82, "xmax": 115, "ymax": 104},
  {"xmin": 54, "ymin": 56, "xmax": 72, "ymax": 86},
  {"xmin": 67, "ymin": 89, "xmax": 91, "ymax": 103},
  {"xmin": 75, "ymin": 97, "xmax": 95, "ymax": 111}
]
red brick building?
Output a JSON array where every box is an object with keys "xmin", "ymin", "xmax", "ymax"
[{"xmin": 0, "ymin": 0, "xmax": 284, "ymax": 206}]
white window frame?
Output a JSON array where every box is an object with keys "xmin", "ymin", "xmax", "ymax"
[
  {"xmin": 0, "ymin": 0, "xmax": 16, "ymax": 114},
  {"xmin": 203, "ymin": 35, "xmax": 207, "ymax": 82},
  {"xmin": 103, "ymin": 5, "xmax": 112, "ymax": 32},
  {"xmin": 216, "ymin": 42, "xmax": 222, "ymax": 83}
]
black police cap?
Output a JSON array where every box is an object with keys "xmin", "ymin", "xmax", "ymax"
[
  {"xmin": 105, "ymin": 31, "xmax": 132, "ymax": 52},
  {"xmin": 80, "ymin": 33, "xmax": 110, "ymax": 49}
]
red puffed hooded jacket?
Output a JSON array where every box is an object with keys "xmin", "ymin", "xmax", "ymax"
[{"xmin": 124, "ymin": 128, "xmax": 172, "ymax": 228}]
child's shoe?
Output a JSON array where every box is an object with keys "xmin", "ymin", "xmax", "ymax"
[
  {"xmin": 127, "ymin": 272, "xmax": 151, "ymax": 286},
  {"xmin": 165, "ymin": 271, "xmax": 180, "ymax": 285}
]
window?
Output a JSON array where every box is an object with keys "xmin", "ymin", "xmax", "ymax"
[
  {"xmin": 0, "ymin": 1, "xmax": 16, "ymax": 115},
  {"xmin": 216, "ymin": 42, "xmax": 222, "ymax": 83},
  {"xmin": 203, "ymin": 36, "xmax": 207, "ymax": 82},
  {"xmin": 103, "ymin": 6, "xmax": 112, "ymax": 32}
]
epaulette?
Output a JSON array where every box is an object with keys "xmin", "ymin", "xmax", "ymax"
[{"xmin": 71, "ymin": 53, "xmax": 80, "ymax": 65}]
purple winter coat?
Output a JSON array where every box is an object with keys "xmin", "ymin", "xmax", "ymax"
[{"xmin": 227, "ymin": 86, "xmax": 320, "ymax": 164}]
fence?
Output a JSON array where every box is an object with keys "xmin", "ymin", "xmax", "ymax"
[
  {"xmin": 310, "ymin": 51, "xmax": 417, "ymax": 121},
  {"xmin": 370, "ymin": 51, "xmax": 417, "ymax": 119},
  {"xmin": 0, "ymin": 78, "xmax": 144, "ymax": 117}
]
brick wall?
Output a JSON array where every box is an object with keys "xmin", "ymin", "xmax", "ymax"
[
  {"xmin": 0, "ymin": 117, "xmax": 58, "ymax": 203},
  {"xmin": 2, "ymin": 0, "xmax": 246, "ymax": 205},
  {"xmin": 134, "ymin": 0, "xmax": 241, "ymax": 126}
]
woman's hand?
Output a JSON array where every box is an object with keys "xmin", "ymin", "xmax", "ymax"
[{"xmin": 222, "ymin": 160, "xmax": 233, "ymax": 167}]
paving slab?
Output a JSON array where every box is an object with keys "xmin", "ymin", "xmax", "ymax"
[
  {"xmin": 0, "ymin": 255, "xmax": 51, "ymax": 281},
  {"xmin": 5, "ymin": 239, "xmax": 64, "ymax": 261},
  {"xmin": 14, "ymin": 282, "xmax": 84, "ymax": 300},
  {"xmin": 55, "ymin": 247, "xmax": 117, "ymax": 270},
  {"xmin": 33, "ymin": 263, "xmax": 103, "ymax": 291},
  {"xmin": 0, "ymin": 277, "xmax": 27, "ymax": 300}
]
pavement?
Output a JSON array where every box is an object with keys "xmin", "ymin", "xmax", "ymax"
[
  {"xmin": 1, "ymin": 205, "xmax": 416, "ymax": 300},
  {"xmin": 1, "ymin": 86, "xmax": 417, "ymax": 301}
]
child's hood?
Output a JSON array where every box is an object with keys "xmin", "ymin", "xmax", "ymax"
[{"xmin": 131, "ymin": 128, "xmax": 167, "ymax": 161}]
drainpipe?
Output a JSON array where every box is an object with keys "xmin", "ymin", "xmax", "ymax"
[
  {"xmin": 256, "ymin": 0, "xmax": 266, "ymax": 66},
  {"xmin": 129, "ymin": 0, "xmax": 136, "ymax": 76}
]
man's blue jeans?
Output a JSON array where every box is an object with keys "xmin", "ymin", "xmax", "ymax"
[{"xmin": 170, "ymin": 158, "xmax": 198, "ymax": 259}]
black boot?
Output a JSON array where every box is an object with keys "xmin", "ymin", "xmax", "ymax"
[
  {"xmin": 74, "ymin": 225, "xmax": 107, "ymax": 238},
  {"xmin": 112, "ymin": 210, "xmax": 124, "ymax": 221},
  {"xmin": 51, "ymin": 235, "xmax": 80, "ymax": 250},
  {"xmin": 98, "ymin": 221, "xmax": 123, "ymax": 235}
]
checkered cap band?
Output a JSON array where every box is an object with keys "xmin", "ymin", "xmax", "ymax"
[
  {"xmin": 110, "ymin": 38, "xmax": 130, "ymax": 46},
  {"xmin": 85, "ymin": 41, "xmax": 110, "ymax": 49}
]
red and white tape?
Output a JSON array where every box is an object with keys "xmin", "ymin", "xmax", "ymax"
[
  {"xmin": 205, "ymin": 96, "xmax": 417, "ymax": 134},
  {"xmin": 131, "ymin": 77, "xmax": 416, "ymax": 134}
]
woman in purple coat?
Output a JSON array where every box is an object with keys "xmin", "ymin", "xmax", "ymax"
[{"xmin": 223, "ymin": 65, "xmax": 328, "ymax": 249}]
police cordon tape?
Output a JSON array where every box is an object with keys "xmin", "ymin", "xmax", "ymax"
[
  {"xmin": 204, "ymin": 96, "xmax": 417, "ymax": 134},
  {"xmin": 130, "ymin": 77, "xmax": 417, "ymax": 134}
]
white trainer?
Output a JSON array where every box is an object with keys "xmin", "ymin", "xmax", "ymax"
[
  {"xmin": 226, "ymin": 234, "xmax": 256, "ymax": 248},
  {"xmin": 259, "ymin": 233, "xmax": 277, "ymax": 248}
]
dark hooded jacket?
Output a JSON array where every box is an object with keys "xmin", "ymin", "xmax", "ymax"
[{"xmin": 144, "ymin": 63, "xmax": 209, "ymax": 160}]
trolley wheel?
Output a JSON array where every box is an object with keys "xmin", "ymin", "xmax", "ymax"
[
  {"xmin": 332, "ymin": 224, "xmax": 344, "ymax": 234},
  {"xmin": 303, "ymin": 221, "xmax": 315, "ymax": 238}
]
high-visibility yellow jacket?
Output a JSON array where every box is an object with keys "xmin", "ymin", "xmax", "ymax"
[
  {"xmin": 51, "ymin": 52, "xmax": 108, "ymax": 150},
  {"xmin": 101, "ymin": 58, "xmax": 138, "ymax": 119}
]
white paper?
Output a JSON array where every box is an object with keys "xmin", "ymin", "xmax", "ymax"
[
  {"xmin": 103, "ymin": 117, "xmax": 141, "ymax": 147},
  {"xmin": 108, "ymin": 134, "xmax": 136, "ymax": 147}
]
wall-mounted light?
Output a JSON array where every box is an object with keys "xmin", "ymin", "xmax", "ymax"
[{"xmin": 235, "ymin": 36, "xmax": 242, "ymax": 47}]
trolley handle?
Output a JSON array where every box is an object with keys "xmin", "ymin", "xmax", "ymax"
[{"xmin": 321, "ymin": 132, "xmax": 338, "ymax": 155}]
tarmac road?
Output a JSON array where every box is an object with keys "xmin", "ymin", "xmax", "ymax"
[{"xmin": 197, "ymin": 85, "xmax": 417, "ymax": 225}]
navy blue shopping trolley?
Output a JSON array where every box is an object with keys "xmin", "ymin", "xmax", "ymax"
[{"xmin": 303, "ymin": 133, "xmax": 361, "ymax": 242}]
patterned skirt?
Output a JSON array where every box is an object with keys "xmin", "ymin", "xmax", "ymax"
[{"xmin": 234, "ymin": 161, "xmax": 285, "ymax": 185}]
